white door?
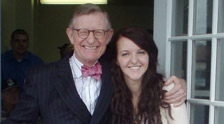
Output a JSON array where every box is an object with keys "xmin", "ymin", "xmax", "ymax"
[{"xmin": 154, "ymin": 0, "xmax": 224, "ymax": 124}]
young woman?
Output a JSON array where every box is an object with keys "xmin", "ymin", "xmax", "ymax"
[{"xmin": 110, "ymin": 27, "xmax": 188, "ymax": 124}]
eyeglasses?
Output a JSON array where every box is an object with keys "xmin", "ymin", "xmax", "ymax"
[{"xmin": 72, "ymin": 28, "xmax": 110, "ymax": 39}]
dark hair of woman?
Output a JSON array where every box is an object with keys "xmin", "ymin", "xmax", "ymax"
[{"xmin": 110, "ymin": 27, "xmax": 172, "ymax": 124}]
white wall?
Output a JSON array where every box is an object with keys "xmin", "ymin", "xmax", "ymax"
[{"xmin": 154, "ymin": 0, "xmax": 167, "ymax": 76}]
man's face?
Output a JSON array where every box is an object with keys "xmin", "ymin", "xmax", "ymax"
[
  {"xmin": 11, "ymin": 34, "xmax": 29, "ymax": 56},
  {"xmin": 66, "ymin": 12, "xmax": 113, "ymax": 66}
]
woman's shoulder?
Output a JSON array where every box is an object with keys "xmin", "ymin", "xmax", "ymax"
[
  {"xmin": 160, "ymin": 83, "xmax": 189, "ymax": 124},
  {"xmin": 160, "ymin": 103, "xmax": 189, "ymax": 124}
]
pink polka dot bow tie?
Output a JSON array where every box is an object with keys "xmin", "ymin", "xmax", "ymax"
[{"xmin": 81, "ymin": 62, "xmax": 102, "ymax": 80}]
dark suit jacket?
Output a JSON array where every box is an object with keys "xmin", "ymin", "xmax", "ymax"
[{"xmin": 2, "ymin": 53, "xmax": 114, "ymax": 124}]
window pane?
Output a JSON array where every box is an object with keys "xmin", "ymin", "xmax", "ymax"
[
  {"xmin": 191, "ymin": 40, "xmax": 211, "ymax": 99},
  {"xmin": 171, "ymin": 0, "xmax": 188, "ymax": 36},
  {"xmin": 170, "ymin": 41, "xmax": 187, "ymax": 79},
  {"xmin": 218, "ymin": 0, "xmax": 224, "ymax": 33},
  {"xmin": 216, "ymin": 39, "xmax": 224, "ymax": 101},
  {"xmin": 193, "ymin": 0, "xmax": 213, "ymax": 34},
  {"xmin": 190, "ymin": 104, "xmax": 209, "ymax": 124},
  {"xmin": 215, "ymin": 107, "xmax": 224, "ymax": 124}
]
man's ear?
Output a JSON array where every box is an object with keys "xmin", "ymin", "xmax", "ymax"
[{"xmin": 66, "ymin": 28, "xmax": 74, "ymax": 44}]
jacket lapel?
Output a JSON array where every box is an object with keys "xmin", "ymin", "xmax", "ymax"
[
  {"xmin": 90, "ymin": 60, "xmax": 114, "ymax": 124},
  {"xmin": 51, "ymin": 55, "xmax": 91, "ymax": 124}
]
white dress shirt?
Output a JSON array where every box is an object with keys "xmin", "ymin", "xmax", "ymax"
[{"xmin": 69, "ymin": 55, "xmax": 102, "ymax": 115}]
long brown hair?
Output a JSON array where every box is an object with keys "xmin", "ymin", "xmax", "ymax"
[{"xmin": 110, "ymin": 27, "xmax": 171, "ymax": 124}]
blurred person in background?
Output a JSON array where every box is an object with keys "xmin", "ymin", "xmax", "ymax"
[
  {"xmin": 58, "ymin": 43, "xmax": 73, "ymax": 59},
  {"xmin": 1, "ymin": 79, "xmax": 19, "ymax": 120},
  {"xmin": 1, "ymin": 29, "xmax": 44, "ymax": 93}
]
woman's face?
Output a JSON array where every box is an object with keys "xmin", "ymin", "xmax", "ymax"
[{"xmin": 116, "ymin": 36, "xmax": 149, "ymax": 82}]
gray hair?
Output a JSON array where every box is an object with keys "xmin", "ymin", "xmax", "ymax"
[{"xmin": 68, "ymin": 3, "xmax": 112, "ymax": 29}]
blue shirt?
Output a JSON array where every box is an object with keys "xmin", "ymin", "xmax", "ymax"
[{"xmin": 1, "ymin": 50, "xmax": 44, "ymax": 91}]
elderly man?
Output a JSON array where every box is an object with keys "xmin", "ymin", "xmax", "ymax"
[{"xmin": 2, "ymin": 4, "xmax": 186, "ymax": 124}]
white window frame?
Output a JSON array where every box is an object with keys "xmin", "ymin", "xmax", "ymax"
[{"xmin": 155, "ymin": 0, "xmax": 224, "ymax": 124}]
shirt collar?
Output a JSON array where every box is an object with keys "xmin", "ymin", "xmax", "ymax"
[
  {"xmin": 7, "ymin": 50, "xmax": 30, "ymax": 62},
  {"xmin": 70, "ymin": 54, "xmax": 83, "ymax": 78},
  {"xmin": 70, "ymin": 54, "xmax": 99, "ymax": 78}
]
